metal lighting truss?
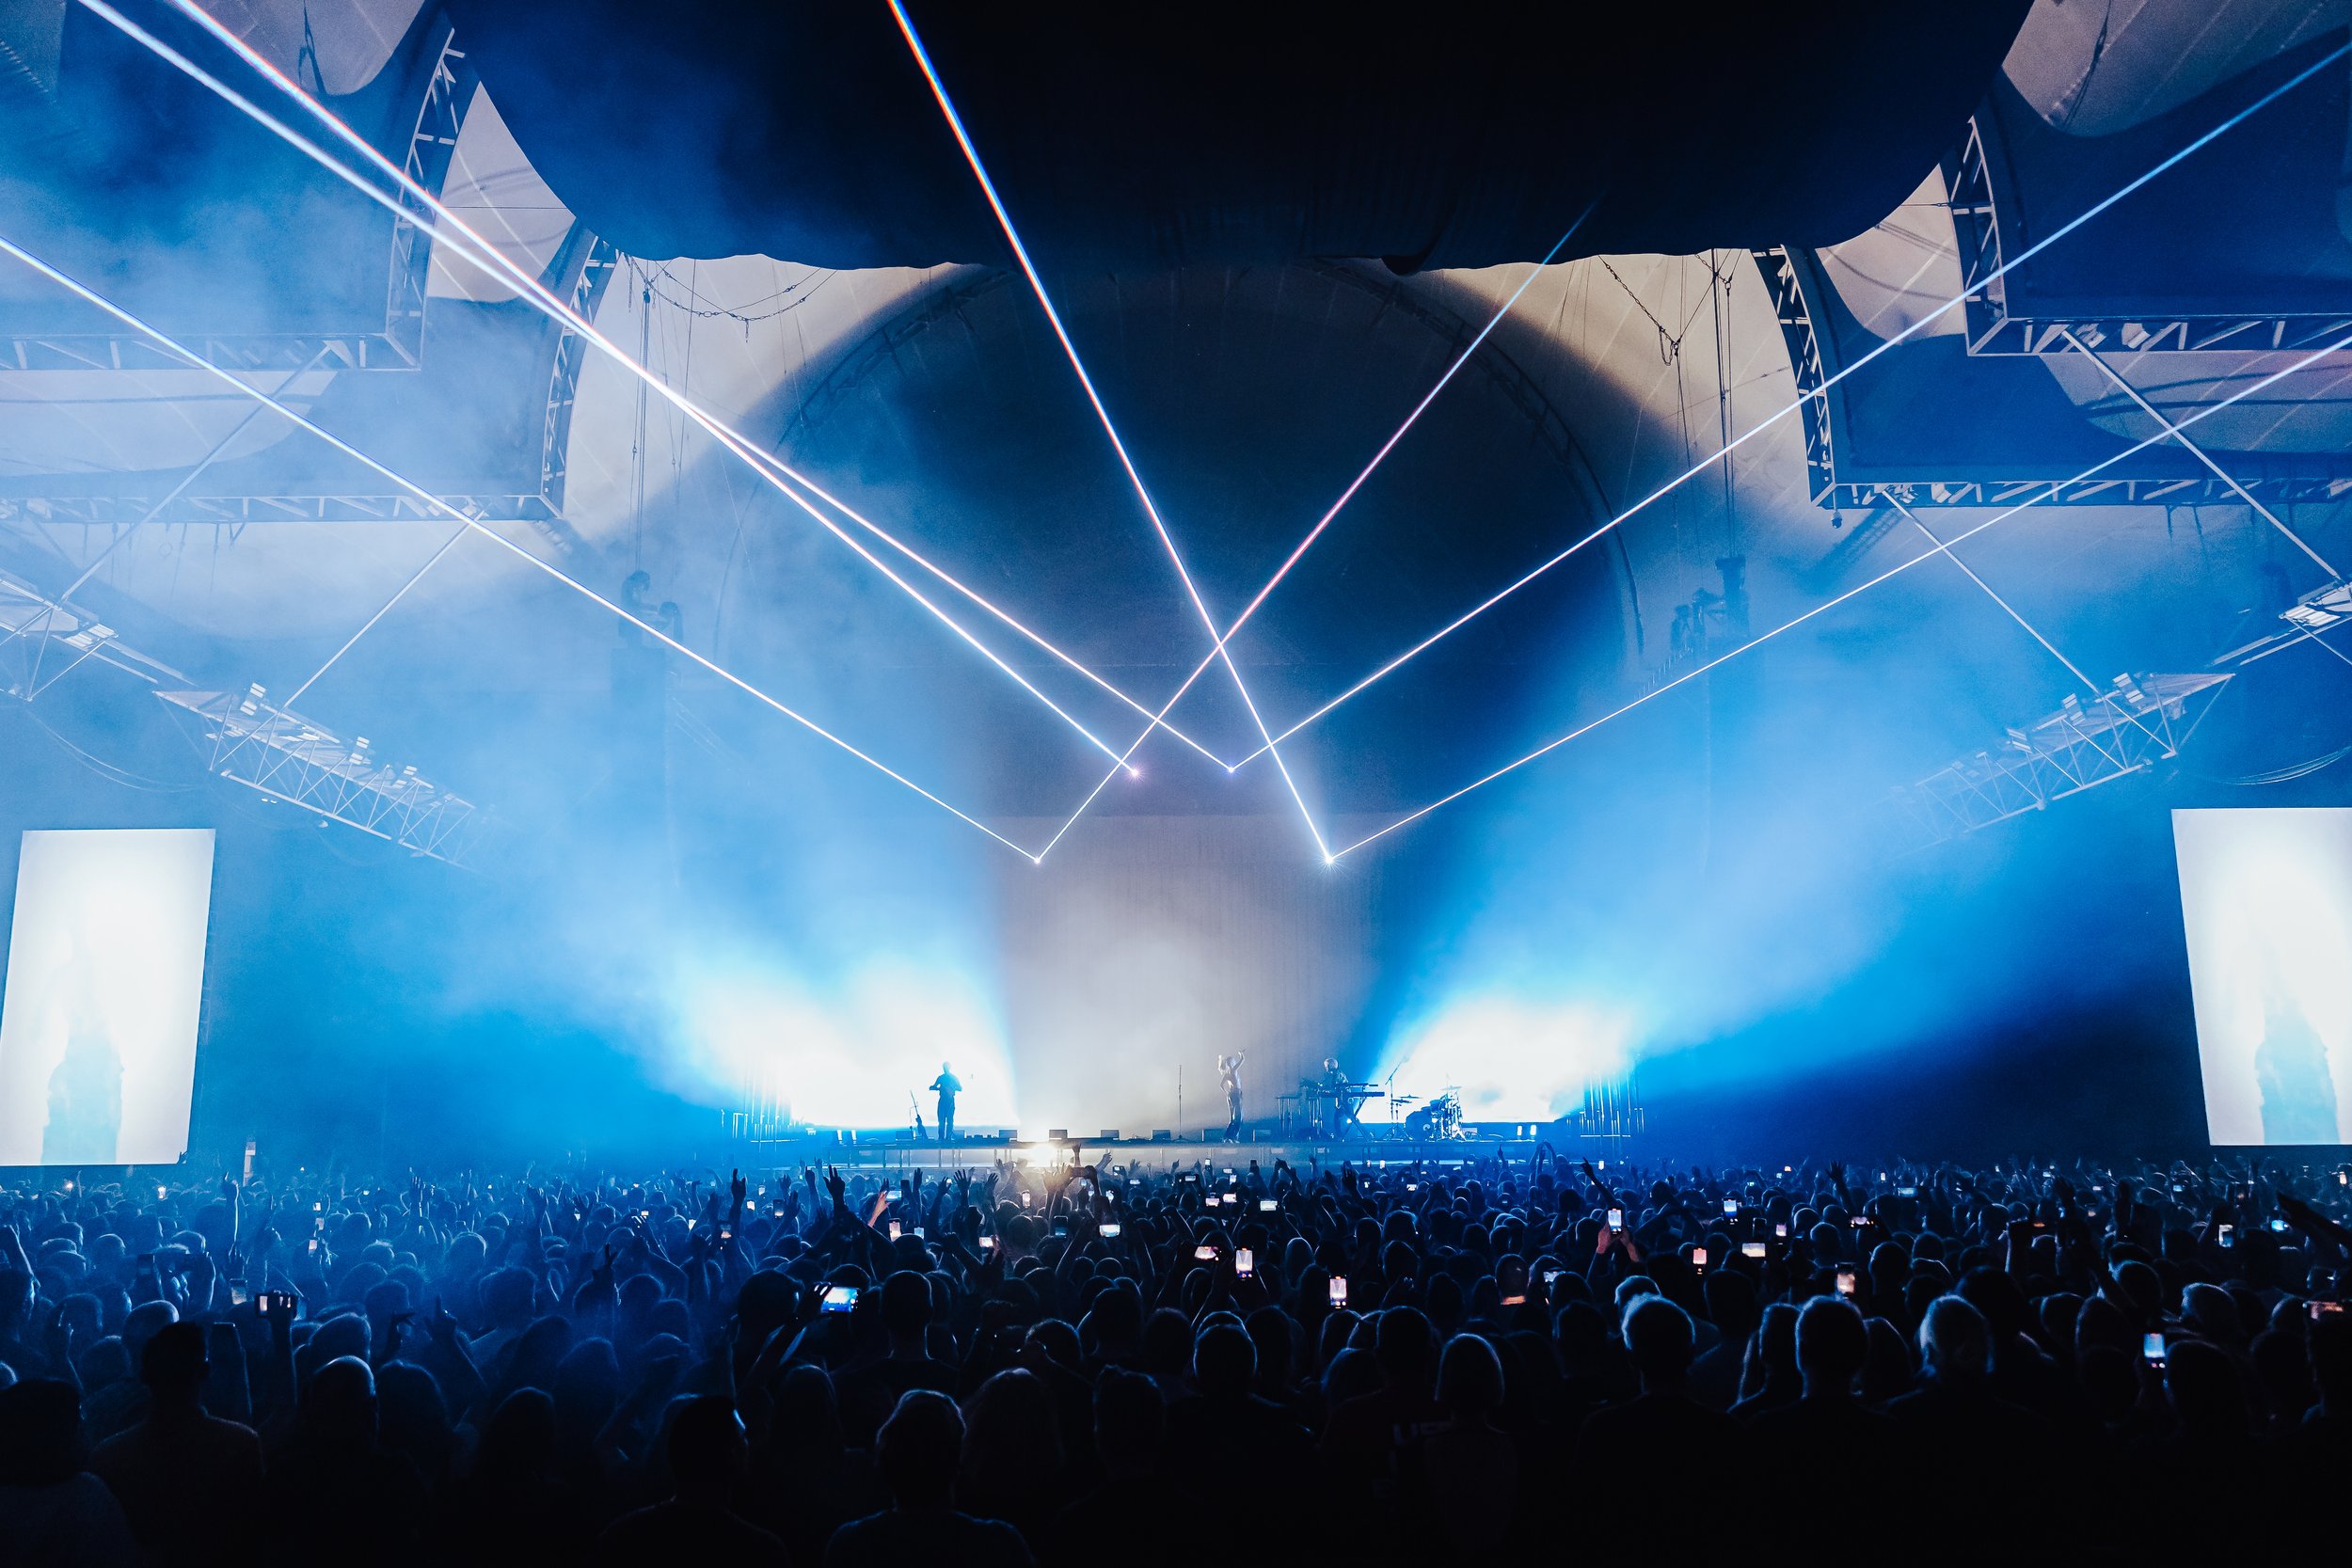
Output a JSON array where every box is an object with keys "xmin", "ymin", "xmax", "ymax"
[
  {"xmin": 2212, "ymin": 578, "xmax": 2352, "ymax": 667},
  {"xmin": 7, "ymin": 568, "xmax": 490, "ymax": 865},
  {"xmin": 0, "ymin": 567, "xmax": 187, "ymax": 698},
  {"xmin": 1892, "ymin": 672, "xmax": 2231, "ymax": 847},
  {"xmin": 1943, "ymin": 114, "xmax": 2352, "ymax": 359},
  {"xmin": 0, "ymin": 19, "xmax": 469, "ymax": 372},
  {"xmin": 1749, "ymin": 243, "xmax": 2352, "ymax": 515},
  {"xmin": 154, "ymin": 685, "xmax": 493, "ymax": 867}
]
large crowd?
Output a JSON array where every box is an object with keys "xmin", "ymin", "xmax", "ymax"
[{"xmin": 2, "ymin": 1147, "xmax": 2348, "ymax": 1565}]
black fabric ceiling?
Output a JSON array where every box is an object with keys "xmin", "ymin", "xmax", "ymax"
[{"xmin": 446, "ymin": 0, "xmax": 2033, "ymax": 271}]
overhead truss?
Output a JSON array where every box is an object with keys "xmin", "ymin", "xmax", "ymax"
[
  {"xmin": 1943, "ymin": 114, "xmax": 2352, "ymax": 359},
  {"xmin": 0, "ymin": 567, "xmax": 187, "ymax": 699},
  {"xmin": 0, "ymin": 16, "xmax": 470, "ymax": 372},
  {"xmin": 155, "ymin": 685, "xmax": 496, "ymax": 869},
  {"xmin": 1891, "ymin": 672, "xmax": 2230, "ymax": 847}
]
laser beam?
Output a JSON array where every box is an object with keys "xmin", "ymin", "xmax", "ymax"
[
  {"xmin": 1230, "ymin": 33, "xmax": 2352, "ymax": 767},
  {"xmin": 887, "ymin": 0, "xmax": 1327, "ymax": 855},
  {"xmin": 1039, "ymin": 205, "xmax": 1598, "ymax": 856},
  {"xmin": 0, "ymin": 230, "xmax": 1040, "ymax": 860},
  {"xmin": 1327, "ymin": 322, "xmax": 2352, "ymax": 859},
  {"xmin": 118, "ymin": 0, "xmax": 1225, "ymax": 769}
]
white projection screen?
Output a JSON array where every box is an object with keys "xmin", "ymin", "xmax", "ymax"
[
  {"xmin": 0, "ymin": 830, "xmax": 215, "ymax": 1165},
  {"xmin": 2173, "ymin": 808, "xmax": 2352, "ymax": 1146}
]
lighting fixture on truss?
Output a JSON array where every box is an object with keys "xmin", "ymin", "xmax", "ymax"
[
  {"xmin": 155, "ymin": 685, "xmax": 495, "ymax": 870},
  {"xmin": 1891, "ymin": 673, "xmax": 2231, "ymax": 848}
]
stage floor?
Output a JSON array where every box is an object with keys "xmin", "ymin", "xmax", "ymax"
[{"xmin": 722, "ymin": 1131, "xmax": 1553, "ymax": 1175}]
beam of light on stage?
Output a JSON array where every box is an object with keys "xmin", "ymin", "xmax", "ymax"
[
  {"xmin": 1379, "ymin": 996, "xmax": 1633, "ymax": 1125},
  {"xmin": 1220, "ymin": 36, "xmax": 2352, "ymax": 768},
  {"xmin": 1328, "ymin": 319, "xmax": 2352, "ymax": 860},
  {"xmin": 116, "ymin": 0, "xmax": 1230, "ymax": 773},
  {"xmin": 669, "ymin": 955, "xmax": 1015, "ymax": 1132},
  {"xmin": 0, "ymin": 231, "xmax": 1040, "ymax": 860},
  {"xmin": 886, "ymin": 0, "xmax": 1328, "ymax": 858}
]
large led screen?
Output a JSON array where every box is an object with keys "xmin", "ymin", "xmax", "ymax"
[
  {"xmin": 2173, "ymin": 808, "xmax": 2352, "ymax": 1146},
  {"xmin": 0, "ymin": 829, "xmax": 215, "ymax": 1165}
]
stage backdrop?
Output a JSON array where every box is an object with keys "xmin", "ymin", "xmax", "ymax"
[{"xmin": 993, "ymin": 815, "xmax": 1383, "ymax": 1135}]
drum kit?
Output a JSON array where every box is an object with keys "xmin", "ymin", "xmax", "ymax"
[{"xmin": 1277, "ymin": 1074, "xmax": 1467, "ymax": 1142}]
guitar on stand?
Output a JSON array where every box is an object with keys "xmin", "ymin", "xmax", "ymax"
[{"xmin": 909, "ymin": 1092, "xmax": 925, "ymax": 1143}]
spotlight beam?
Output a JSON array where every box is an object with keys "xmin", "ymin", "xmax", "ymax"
[
  {"xmin": 114, "ymin": 0, "xmax": 1226, "ymax": 772},
  {"xmin": 2059, "ymin": 327, "xmax": 2341, "ymax": 579},
  {"xmin": 0, "ymin": 231, "xmax": 1041, "ymax": 861},
  {"xmin": 1328, "ymin": 323, "xmax": 2352, "ymax": 860},
  {"xmin": 1885, "ymin": 497, "xmax": 2098, "ymax": 696},
  {"xmin": 1228, "ymin": 36, "xmax": 2352, "ymax": 768},
  {"xmin": 1039, "ymin": 207, "xmax": 1598, "ymax": 857},
  {"xmin": 885, "ymin": 0, "xmax": 1328, "ymax": 854}
]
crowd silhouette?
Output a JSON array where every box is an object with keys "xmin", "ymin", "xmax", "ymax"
[{"xmin": 3, "ymin": 1148, "xmax": 2348, "ymax": 1565}]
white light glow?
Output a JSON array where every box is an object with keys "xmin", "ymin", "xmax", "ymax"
[
  {"xmin": 670, "ymin": 957, "xmax": 1015, "ymax": 1130},
  {"xmin": 1382, "ymin": 996, "xmax": 1632, "ymax": 1123}
]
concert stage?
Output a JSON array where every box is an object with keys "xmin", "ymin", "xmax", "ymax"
[{"xmin": 719, "ymin": 1127, "xmax": 1585, "ymax": 1176}]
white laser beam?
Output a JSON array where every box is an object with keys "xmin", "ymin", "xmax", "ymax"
[
  {"xmin": 0, "ymin": 230, "xmax": 1038, "ymax": 859},
  {"xmin": 1230, "ymin": 36, "xmax": 2352, "ymax": 766},
  {"xmin": 1330, "ymin": 323, "xmax": 2352, "ymax": 858},
  {"xmin": 120, "ymin": 0, "xmax": 1227, "ymax": 769}
]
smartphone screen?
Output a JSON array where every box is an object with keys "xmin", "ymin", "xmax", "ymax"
[
  {"xmin": 1722, "ymin": 1198, "xmax": 1738, "ymax": 1215},
  {"xmin": 2310, "ymin": 1301, "xmax": 2344, "ymax": 1323},
  {"xmin": 1742, "ymin": 1241, "xmax": 1767, "ymax": 1259},
  {"xmin": 887, "ymin": 1221, "xmax": 901, "ymax": 1241},
  {"xmin": 979, "ymin": 1236, "xmax": 997, "ymax": 1251},
  {"xmin": 1836, "ymin": 1268, "xmax": 1858, "ymax": 1296},
  {"xmin": 1234, "ymin": 1247, "xmax": 1254, "ymax": 1278},
  {"xmin": 1500, "ymin": 1293, "xmax": 1526, "ymax": 1307},
  {"xmin": 1692, "ymin": 1246, "xmax": 1708, "ymax": 1268},
  {"xmin": 1260, "ymin": 1198, "xmax": 1278, "ymax": 1212},
  {"xmin": 1328, "ymin": 1275, "xmax": 1348, "ymax": 1307},
  {"xmin": 821, "ymin": 1285, "xmax": 860, "ymax": 1314},
  {"xmin": 1606, "ymin": 1208, "xmax": 1623, "ymax": 1229},
  {"xmin": 1774, "ymin": 1223, "xmax": 1788, "ymax": 1239},
  {"xmin": 2217, "ymin": 1224, "xmax": 2233, "ymax": 1247},
  {"xmin": 1542, "ymin": 1268, "xmax": 1565, "ymax": 1288},
  {"xmin": 2142, "ymin": 1331, "xmax": 2167, "ymax": 1365},
  {"xmin": 1194, "ymin": 1244, "xmax": 1218, "ymax": 1261},
  {"xmin": 1101, "ymin": 1222, "xmax": 1122, "ymax": 1238}
]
